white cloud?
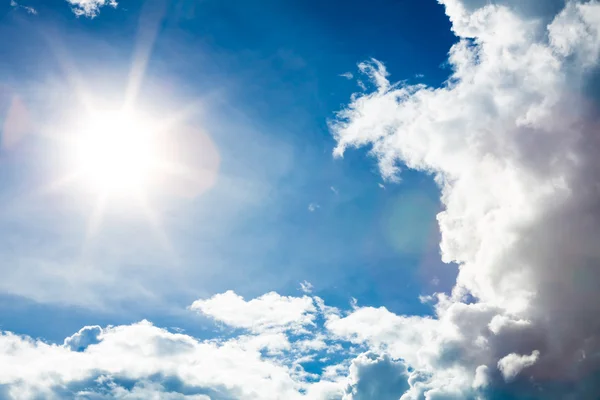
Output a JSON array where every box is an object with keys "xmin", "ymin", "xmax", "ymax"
[
  {"xmin": 66, "ymin": 0, "xmax": 117, "ymax": 18},
  {"xmin": 330, "ymin": 0, "xmax": 600, "ymax": 397},
  {"xmin": 0, "ymin": 320, "xmax": 313, "ymax": 399},
  {"xmin": 0, "ymin": 286, "xmax": 582, "ymax": 399},
  {"xmin": 330, "ymin": 186, "xmax": 339, "ymax": 195},
  {"xmin": 472, "ymin": 365, "xmax": 490, "ymax": 389},
  {"xmin": 190, "ymin": 290, "xmax": 317, "ymax": 333},
  {"xmin": 63, "ymin": 325, "xmax": 102, "ymax": 352},
  {"xmin": 308, "ymin": 203, "xmax": 320, "ymax": 212},
  {"xmin": 326, "ymin": 305, "xmax": 437, "ymax": 366},
  {"xmin": 497, "ymin": 350, "xmax": 540, "ymax": 381},
  {"xmin": 343, "ymin": 352, "xmax": 409, "ymax": 400},
  {"xmin": 340, "ymin": 72, "xmax": 354, "ymax": 80},
  {"xmin": 0, "ymin": 291, "xmax": 422, "ymax": 400}
]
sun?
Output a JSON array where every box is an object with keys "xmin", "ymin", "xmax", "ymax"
[
  {"xmin": 71, "ymin": 109, "xmax": 162, "ymax": 198},
  {"xmin": 45, "ymin": 90, "xmax": 219, "ymax": 243}
]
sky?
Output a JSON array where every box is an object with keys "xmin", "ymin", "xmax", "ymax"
[{"xmin": 1, "ymin": 0, "xmax": 600, "ymax": 399}]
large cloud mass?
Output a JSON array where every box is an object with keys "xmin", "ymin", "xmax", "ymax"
[
  {"xmin": 330, "ymin": 0, "xmax": 600, "ymax": 398},
  {"xmin": 0, "ymin": 292, "xmax": 412, "ymax": 400}
]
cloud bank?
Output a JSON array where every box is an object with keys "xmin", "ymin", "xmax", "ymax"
[
  {"xmin": 330, "ymin": 0, "xmax": 600, "ymax": 397},
  {"xmin": 0, "ymin": 291, "xmax": 414, "ymax": 400}
]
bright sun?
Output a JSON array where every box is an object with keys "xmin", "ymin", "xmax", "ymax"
[
  {"xmin": 50, "ymin": 98, "xmax": 219, "ymax": 242},
  {"xmin": 72, "ymin": 110, "xmax": 161, "ymax": 197}
]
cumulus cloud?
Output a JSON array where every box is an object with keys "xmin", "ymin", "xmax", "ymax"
[
  {"xmin": 190, "ymin": 290, "xmax": 317, "ymax": 333},
  {"xmin": 330, "ymin": 0, "xmax": 600, "ymax": 397},
  {"xmin": 1, "ymin": 284, "xmax": 591, "ymax": 399},
  {"xmin": 0, "ymin": 291, "xmax": 417, "ymax": 400},
  {"xmin": 63, "ymin": 325, "xmax": 102, "ymax": 352},
  {"xmin": 497, "ymin": 350, "xmax": 540, "ymax": 381},
  {"xmin": 66, "ymin": 0, "xmax": 117, "ymax": 18},
  {"xmin": 472, "ymin": 365, "xmax": 490, "ymax": 389},
  {"xmin": 343, "ymin": 352, "xmax": 410, "ymax": 400},
  {"xmin": 0, "ymin": 320, "xmax": 314, "ymax": 399}
]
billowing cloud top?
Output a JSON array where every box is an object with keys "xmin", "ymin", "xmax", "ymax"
[
  {"xmin": 0, "ymin": 291, "xmax": 421, "ymax": 399},
  {"xmin": 330, "ymin": 0, "xmax": 600, "ymax": 397}
]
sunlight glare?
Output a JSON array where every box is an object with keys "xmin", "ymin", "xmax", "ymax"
[{"xmin": 73, "ymin": 110, "xmax": 160, "ymax": 196}]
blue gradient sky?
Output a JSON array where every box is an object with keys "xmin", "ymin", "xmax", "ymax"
[{"xmin": 0, "ymin": 0, "xmax": 456, "ymax": 341}]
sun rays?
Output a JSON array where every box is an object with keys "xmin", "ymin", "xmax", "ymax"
[{"xmin": 37, "ymin": 2, "xmax": 220, "ymax": 252}]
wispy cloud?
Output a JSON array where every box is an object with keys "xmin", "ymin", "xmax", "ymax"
[
  {"xmin": 339, "ymin": 72, "xmax": 354, "ymax": 80},
  {"xmin": 308, "ymin": 203, "xmax": 320, "ymax": 212},
  {"xmin": 10, "ymin": 0, "xmax": 37, "ymax": 14},
  {"xmin": 299, "ymin": 280, "xmax": 314, "ymax": 294}
]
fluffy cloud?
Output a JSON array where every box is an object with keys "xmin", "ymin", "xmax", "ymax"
[
  {"xmin": 2, "ymin": 283, "xmax": 593, "ymax": 399},
  {"xmin": 66, "ymin": 0, "xmax": 117, "ymax": 18},
  {"xmin": 0, "ymin": 291, "xmax": 419, "ymax": 400},
  {"xmin": 190, "ymin": 290, "xmax": 317, "ymax": 333},
  {"xmin": 330, "ymin": 0, "xmax": 600, "ymax": 397},
  {"xmin": 0, "ymin": 318, "xmax": 329, "ymax": 399},
  {"xmin": 497, "ymin": 351, "xmax": 540, "ymax": 381},
  {"xmin": 63, "ymin": 325, "xmax": 102, "ymax": 352},
  {"xmin": 343, "ymin": 352, "xmax": 410, "ymax": 400}
]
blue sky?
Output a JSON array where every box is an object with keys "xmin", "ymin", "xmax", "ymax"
[
  {"xmin": 2, "ymin": 0, "xmax": 600, "ymax": 399},
  {"xmin": 0, "ymin": 0, "xmax": 455, "ymax": 337}
]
